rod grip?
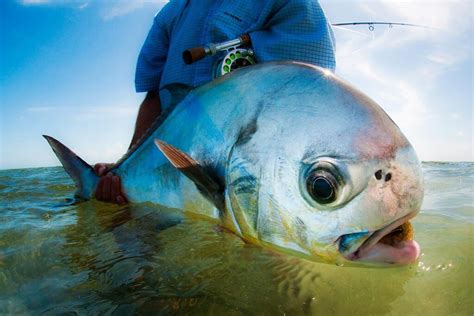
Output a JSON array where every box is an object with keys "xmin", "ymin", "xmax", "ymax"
[{"xmin": 182, "ymin": 47, "xmax": 207, "ymax": 65}]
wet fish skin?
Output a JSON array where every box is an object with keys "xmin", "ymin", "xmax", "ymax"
[{"xmin": 45, "ymin": 62, "xmax": 424, "ymax": 262}]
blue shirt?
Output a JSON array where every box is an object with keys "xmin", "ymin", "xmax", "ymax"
[{"xmin": 135, "ymin": 0, "xmax": 336, "ymax": 93}]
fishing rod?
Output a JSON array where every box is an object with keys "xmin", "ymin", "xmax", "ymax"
[
  {"xmin": 182, "ymin": 22, "xmax": 433, "ymax": 78},
  {"xmin": 332, "ymin": 22, "xmax": 434, "ymax": 31}
]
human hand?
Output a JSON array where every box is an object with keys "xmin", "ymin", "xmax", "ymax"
[{"xmin": 94, "ymin": 163, "xmax": 127, "ymax": 205}]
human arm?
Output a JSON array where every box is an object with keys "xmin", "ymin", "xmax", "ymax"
[
  {"xmin": 94, "ymin": 91, "xmax": 161, "ymax": 204},
  {"xmin": 94, "ymin": 3, "xmax": 176, "ymax": 204},
  {"xmin": 129, "ymin": 91, "xmax": 161, "ymax": 149}
]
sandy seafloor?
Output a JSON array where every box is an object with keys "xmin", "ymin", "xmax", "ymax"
[{"xmin": 0, "ymin": 162, "xmax": 472, "ymax": 315}]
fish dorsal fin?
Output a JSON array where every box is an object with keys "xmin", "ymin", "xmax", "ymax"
[{"xmin": 154, "ymin": 139, "xmax": 224, "ymax": 210}]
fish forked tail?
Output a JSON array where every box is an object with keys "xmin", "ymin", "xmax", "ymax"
[{"xmin": 43, "ymin": 135, "xmax": 99, "ymax": 200}]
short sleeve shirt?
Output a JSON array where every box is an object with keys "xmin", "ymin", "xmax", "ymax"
[{"xmin": 135, "ymin": 0, "xmax": 336, "ymax": 93}]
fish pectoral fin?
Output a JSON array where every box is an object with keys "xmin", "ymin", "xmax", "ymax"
[{"xmin": 154, "ymin": 139, "xmax": 225, "ymax": 210}]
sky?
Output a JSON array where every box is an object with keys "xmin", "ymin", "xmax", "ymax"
[{"xmin": 0, "ymin": 0, "xmax": 472, "ymax": 170}]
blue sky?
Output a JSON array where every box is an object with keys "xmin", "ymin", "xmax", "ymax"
[{"xmin": 0, "ymin": 0, "xmax": 472, "ymax": 169}]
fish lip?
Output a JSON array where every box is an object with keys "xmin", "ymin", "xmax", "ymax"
[{"xmin": 338, "ymin": 212, "xmax": 417, "ymax": 261}]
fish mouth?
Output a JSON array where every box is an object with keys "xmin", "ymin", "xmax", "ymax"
[{"xmin": 338, "ymin": 212, "xmax": 420, "ymax": 264}]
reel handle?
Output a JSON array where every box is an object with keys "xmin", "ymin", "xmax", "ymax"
[
  {"xmin": 182, "ymin": 47, "xmax": 207, "ymax": 65},
  {"xmin": 238, "ymin": 34, "xmax": 252, "ymax": 47}
]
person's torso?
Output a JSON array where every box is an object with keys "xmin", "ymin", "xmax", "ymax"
[
  {"xmin": 159, "ymin": 0, "xmax": 335, "ymax": 89},
  {"xmin": 161, "ymin": 0, "xmax": 267, "ymax": 89}
]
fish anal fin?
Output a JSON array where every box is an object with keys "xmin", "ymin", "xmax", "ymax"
[{"xmin": 154, "ymin": 139, "xmax": 224, "ymax": 210}]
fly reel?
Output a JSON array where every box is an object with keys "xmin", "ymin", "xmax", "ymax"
[
  {"xmin": 183, "ymin": 34, "xmax": 257, "ymax": 78},
  {"xmin": 212, "ymin": 47, "xmax": 256, "ymax": 78}
]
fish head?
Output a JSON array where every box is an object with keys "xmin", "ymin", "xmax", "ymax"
[
  {"xmin": 290, "ymin": 147, "xmax": 424, "ymax": 265},
  {"xmin": 226, "ymin": 63, "xmax": 424, "ymax": 265}
]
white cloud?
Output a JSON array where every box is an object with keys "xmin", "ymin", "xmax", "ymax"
[
  {"xmin": 333, "ymin": 0, "xmax": 472, "ymax": 63},
  {"xmin": 19, "ymin": 105, "xmax": 137, "ymax": 167},
  {"xmin": 26, "ymin": 105, "xmax": 136, "ymax": 119},
  {"xmin": 324, "ymin": 0, "xmax": 473, "ymax": 161},
  {"xmin": 102, "ymin": 0, "xmax": 168, "ymax": 20},
  {"xmin": 78, "ymin": 1, "xmax": 88, "ymax": 10},
  {"xmin": 19, "ymin": 0, "xmax": 51, "ymax": 4},
  {"xmin": 17, "ymin": 0, "xmax": 167, "ymax": 17},
  {"xmin": 79, "ymin": 140, "xmax": 129, "ymax": 164},
  {"xmin": 18, "ymin": 0, "xmax": 90, "ymax": 9}
]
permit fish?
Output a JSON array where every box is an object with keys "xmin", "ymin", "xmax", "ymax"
[{"xmin": 44, "ymin": 62, "xmax": 424, "ymax": 265}]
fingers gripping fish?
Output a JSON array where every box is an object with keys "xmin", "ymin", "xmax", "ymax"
[{"xmin": 44, "ymin": 62, "xmax": 424, "ymax": 265}]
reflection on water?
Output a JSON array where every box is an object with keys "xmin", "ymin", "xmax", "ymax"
[{"xmin": 0, "ymin": 163, "xmax": 473, "ymax": 315}]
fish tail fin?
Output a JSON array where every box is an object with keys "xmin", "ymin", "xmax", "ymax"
[{"xmin": 43, "ymin": 135, "xmax": 98, "ymax": 199}]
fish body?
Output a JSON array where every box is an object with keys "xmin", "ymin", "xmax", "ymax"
[{"xmin": 45, "ymin": 62, "xmax": 424, "ymax": 264}]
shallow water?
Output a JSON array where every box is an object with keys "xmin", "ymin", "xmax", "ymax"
[{"xmin": 0, "ymin": 162, "xmax": 472, "ymax": 315}]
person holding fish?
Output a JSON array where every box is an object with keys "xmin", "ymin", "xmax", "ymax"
[{"xmin": 95, "ymin": 0, "xmax": 336, "ymax": 204}]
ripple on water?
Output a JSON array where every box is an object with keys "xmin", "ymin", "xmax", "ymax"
[{"xmin": 0, "ymin": 163, "xmax": 472, "ymax": 315}]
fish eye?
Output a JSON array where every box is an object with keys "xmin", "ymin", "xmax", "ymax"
[
  {"xmin": 306, "ymin": 170, "xmax": 338, "ymax": 204},
  {"xmin": 300, "ymin": 159, "xmax": 347, "ymax": 208}
]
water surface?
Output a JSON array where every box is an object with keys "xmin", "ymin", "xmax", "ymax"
[{"xmin": 0, "ymin": 162, "xmax": 472, "ymax": 315}]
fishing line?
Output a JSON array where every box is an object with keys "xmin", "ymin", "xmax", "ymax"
[{"xmin": 331, "ymin": 25, "xmax": 371, "ymax": 38}]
